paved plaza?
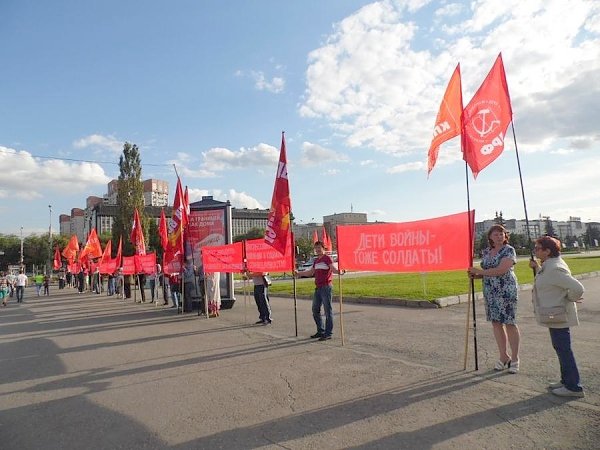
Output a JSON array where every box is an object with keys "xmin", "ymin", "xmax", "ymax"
[{"xmin": 1, "ymin": 277, "xmax": 599, "ymax": 449}]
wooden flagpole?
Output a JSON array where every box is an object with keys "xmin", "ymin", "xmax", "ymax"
[{"xmin": 290, "ymin": 231, "xmax": 298, "ymax": 337}]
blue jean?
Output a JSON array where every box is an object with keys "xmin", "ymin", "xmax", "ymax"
[
  {"xmin": 171, "ymin": 289, "xmax": 180, "ymax": 307},
  {"xmin": 549, "ymin": 327, "xmax": 582, "ymax": 392},
  {"xmin": 16, "ymin": 286, "xmax": 24, "ymax": 302},
  {"xmin": 312, "ymin": 285, "xmax": 333, "ymax": 336}
]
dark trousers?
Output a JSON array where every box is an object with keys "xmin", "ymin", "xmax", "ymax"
[
  {"xmin": 253, "ymin": 285, "xmax": 271, "ymax": 322},
  {"xmin": 16, "ymin": 286, "xmax": 24, "ymax": 302},
  {"xmin": 549, "ymin": 327, "xmax": 582, "ymax": 392}
]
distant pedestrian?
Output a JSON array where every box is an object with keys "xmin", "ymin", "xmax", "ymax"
[
  {"xmin": 43, "ymin": 273, "xmax": 50, "ymax": 296},
  {"xmin": 34, "ymin": 272, "xmax": 44, "ymax": 296},
  {"xmin": 15, "ymin": 269, "xmax": 28, "ymax": 303},
  {"xmin": 0, "ymin": 272, "xmax": 9, "ymax": 306}
]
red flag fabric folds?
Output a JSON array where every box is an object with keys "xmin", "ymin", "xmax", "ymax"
[
  {"xmin": 100, "ymin": 239, "xmax": 112, "ymax": 265},
  {"xmin": 130, "ymin": 208, "xmax": 146, "ymax": 255},
  {"xmin": 462, "ymin": 53, "xmax": 513, "ymax": 178},
  {"xmin": 159, "ymin": 209, "xmax": 168, "ymax": 251},
  {"xmin": 53, "ymin": 245, "xmax": 62, "ymax": 270},
  {"xmin": 163, "ymin": 178, "xmax": 186, "ymax": 274},
  {"xmin": 62, "ymin": 235, "xmax": 79, "ymax": 263},
  {"xmin": 321, "ymin": 226, "xmax": 332, "ymax": 251},
  {"xmin": 80, "ymin": 228, "xmax": 103, "ymax": 260},
  {"xmin": 427, "ymin": 64, "xmax": 463, "ymax": 176},
  {"xmin": 264, "ymin": 132, "xmax": 292, "ymax": 255}
]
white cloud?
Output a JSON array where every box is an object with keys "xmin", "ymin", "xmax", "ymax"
[
  {"xmin": 323, "ymin": 169, "xmax": 340, "ymax": 175},
  {"xmin": 202, "ymin": 143, "xmax": 279, "ymax": 171},
  {"xmin": 386, "ymin": 161, "xmax": 424, "ymax": 173},
  {"xmin": 300, "ymin": 0, "xmax": 600, "ymax": 160},
  {"xmin": 187, "ymin": 188, "xmax": 264, "ymax": 209},
  {"xmin": 300, "ymin": 141, "xmax": 349, "ymax": 166},
  {"xmin": 434, "ymin": 3, "xmax": 463, "ymax": 18},
  {"xmin": 0, "ymin": 146, "xmax": 111, "ymax": 199},
  {"xmin": 236, "ymin": 68, "xmax": 286, "ymax": 94},
  {"xmin": 168, "ymin": 143, "xmax": 279, "ymax": 177},
  {"xmin": 73, "ymin": 134, "xmax": 123, "ymax": 155},
  {"xmin": 253, "ymin": 71, "xmax": 285, "ymax": 93}
]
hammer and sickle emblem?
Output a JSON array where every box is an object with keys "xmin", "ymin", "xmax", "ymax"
[{"xmin": 472, "ymin": 108, "xmax": 500, "ymax": 138}]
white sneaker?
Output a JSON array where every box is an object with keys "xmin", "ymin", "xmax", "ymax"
[
  {"xmin": 548, "ymin": 381, "xmax": 563, "ymax": 390},
  {"xmin": 508, "ymin": 360, "xmax": 519, "ymax": 374},
  {"xmin": 551, "ymin": 386, "xmax": 584, "ymax": 398}
]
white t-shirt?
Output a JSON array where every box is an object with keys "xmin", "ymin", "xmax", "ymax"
[{"xmin": 16, "ymin": 274, "xmax": 28, "ymax": 287}]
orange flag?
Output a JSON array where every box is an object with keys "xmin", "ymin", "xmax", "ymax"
[
  {"xmin": 264, "ymin": 132, "xmax": 292, "ymax": 255},
  {"xmin": 159, "ymin": 209, "xmax": 168, "ymax": 251},
  {"xmin": 53, "ymin": 245, "xmax": 62, "ymax": 270},
  {"xmin": 312, "ymin": 229, "xmax": 318, "ymax": 244},
  {"xmin": 114, "ymin": 236, "xmax": 123, "ymax": 268},
  {"xmin": 62, "ymin": 234, "xmax": 79, "ymax": 263},
  {"xmin": 130, "ymin": 208, "xmax": 146, "ymax": 255},
  {"xmin": 427, "ymin": 63, "xmax": 463, "ymax": 176},
  {"xmin": 462, "ymin": 53, "xmax": 513, "ymax": 178},
  {"xmin": 80, "ymin": 228, "xmax": 103, "ymax": 260},
  {"xmin": 167, "ymin": 178, "xmax": 186, "ymax": 250},
  {"xmin": 100, "ymin": 239, "xmax": 112, "ymax": 265}
]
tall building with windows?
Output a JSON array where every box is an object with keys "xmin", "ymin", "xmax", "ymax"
[{"xmin": 231, "ymin": 208, "xmax": 269, "ymax": 238}]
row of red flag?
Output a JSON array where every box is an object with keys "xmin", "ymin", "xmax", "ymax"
[{"xmin": 427, "ymin": 53, "xmax": 512, "ymax": 178}]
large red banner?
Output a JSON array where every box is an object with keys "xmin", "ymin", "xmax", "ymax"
[
  {"xmin": 246, "ymin": 238, "xmax": 293, "ymax": 272},
  {"xmin": 199, "ymin": 238, "xmax": 294, "ymax": 274},
  {"xmin": 135, "ymin": 253, "xmax": 157, "ymax": 275},
  {"xmin": 99, "ymin": 259, "xmax": 118, "ymax": 275},
  {"xmin": 201, "ymin": 242, "xmax": 244, "ymax": 274},
  {"xmin": 122, "ymin": 256, "xmax": 137, "ymax": 275},
  {"xmin": 337, "ymin": 211, "xmax": 474, "ymax": 272}
]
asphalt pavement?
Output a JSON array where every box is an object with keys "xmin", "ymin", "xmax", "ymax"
[{"xmin": 1, "ymin": 277, "xmax": 599, "ymax": 449}]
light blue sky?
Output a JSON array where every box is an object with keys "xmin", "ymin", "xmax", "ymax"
[{"xmin": 1, "ymin": 0, "xmax": 599, "ymax": 236}]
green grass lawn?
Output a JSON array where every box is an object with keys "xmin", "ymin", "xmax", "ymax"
[{"xmin": 244, "ymin": 256, "xmax": 600, "ymax": 302}]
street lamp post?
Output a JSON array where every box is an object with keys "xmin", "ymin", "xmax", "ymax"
[
  {"xmin": 48, "ymin": 205, "xmax": 52, "ymax": 274},
  {"xmin": 20, "ymin": 226, "xmax": 24, "ymax": 269}
]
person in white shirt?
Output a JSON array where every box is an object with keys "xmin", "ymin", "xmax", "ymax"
[{"xmin": 15, "ymin": 269, "xmax": 28, "ymax": 303}]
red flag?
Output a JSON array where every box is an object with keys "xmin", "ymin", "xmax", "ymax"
[
  {"xmin": 62, "ymin": 235, "xmax": 79, "ymax": 263},
  {"xmin": 312, "ymin": 229, "xmax": 318, "ymax": 244},
  {"xmin": 114, "ymin": 236, "xmax": 123, "ymax": 268},
  {"xmin": 427, "ymin": 64, "xmax": 463, "ymax": 176},
  {"xmin": 159, "ymin": 209, "xmax": 168, "ymax": 251},
  {"xmin": 167, "ymin": 178, "xmax": 186, "ymax": 250},
  {"xmin": 164, "ymin": 178, "xmax": 186, "ymax": 272},
  {"xmin": 184, "ymin": 186, "xmax": 190, "ymax": 222},
  {"xmin": 100, "ymin": 239, "xmax": 112, "ymax": 265},
  {"xmin": 53, "ymin": 245, "xmax": 62, "ymax": 270},
  {"xmin": 80, "ymin": 228, "xmax": 103, "ymax": 260},
  {"xmin": 264, "ymin": 132, "xmax": 292, "ymax": 255},
  {"xmin": 462, "ymin": 53, "xmax": 513, "ymax": 178},
  {"xmin": 130, "ymin": 208, "xmax": 146, "ymax": 255},
  {"xmin": 321, "ymin": 226, "xmax": 332, "ymax": 251}
]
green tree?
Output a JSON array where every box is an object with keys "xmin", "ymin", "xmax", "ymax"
[
  {"xmin": 111, "ymin": 142, "xmax": 147, "ymax": 256},
  {"xmin": 294, "ymin": 236, "xmax": 315, "ymax": 262}
]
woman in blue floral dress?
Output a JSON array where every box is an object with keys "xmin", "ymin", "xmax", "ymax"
[{"xmin": 468, "ymin": 225, "xmax": 521, "ymax": 373}]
